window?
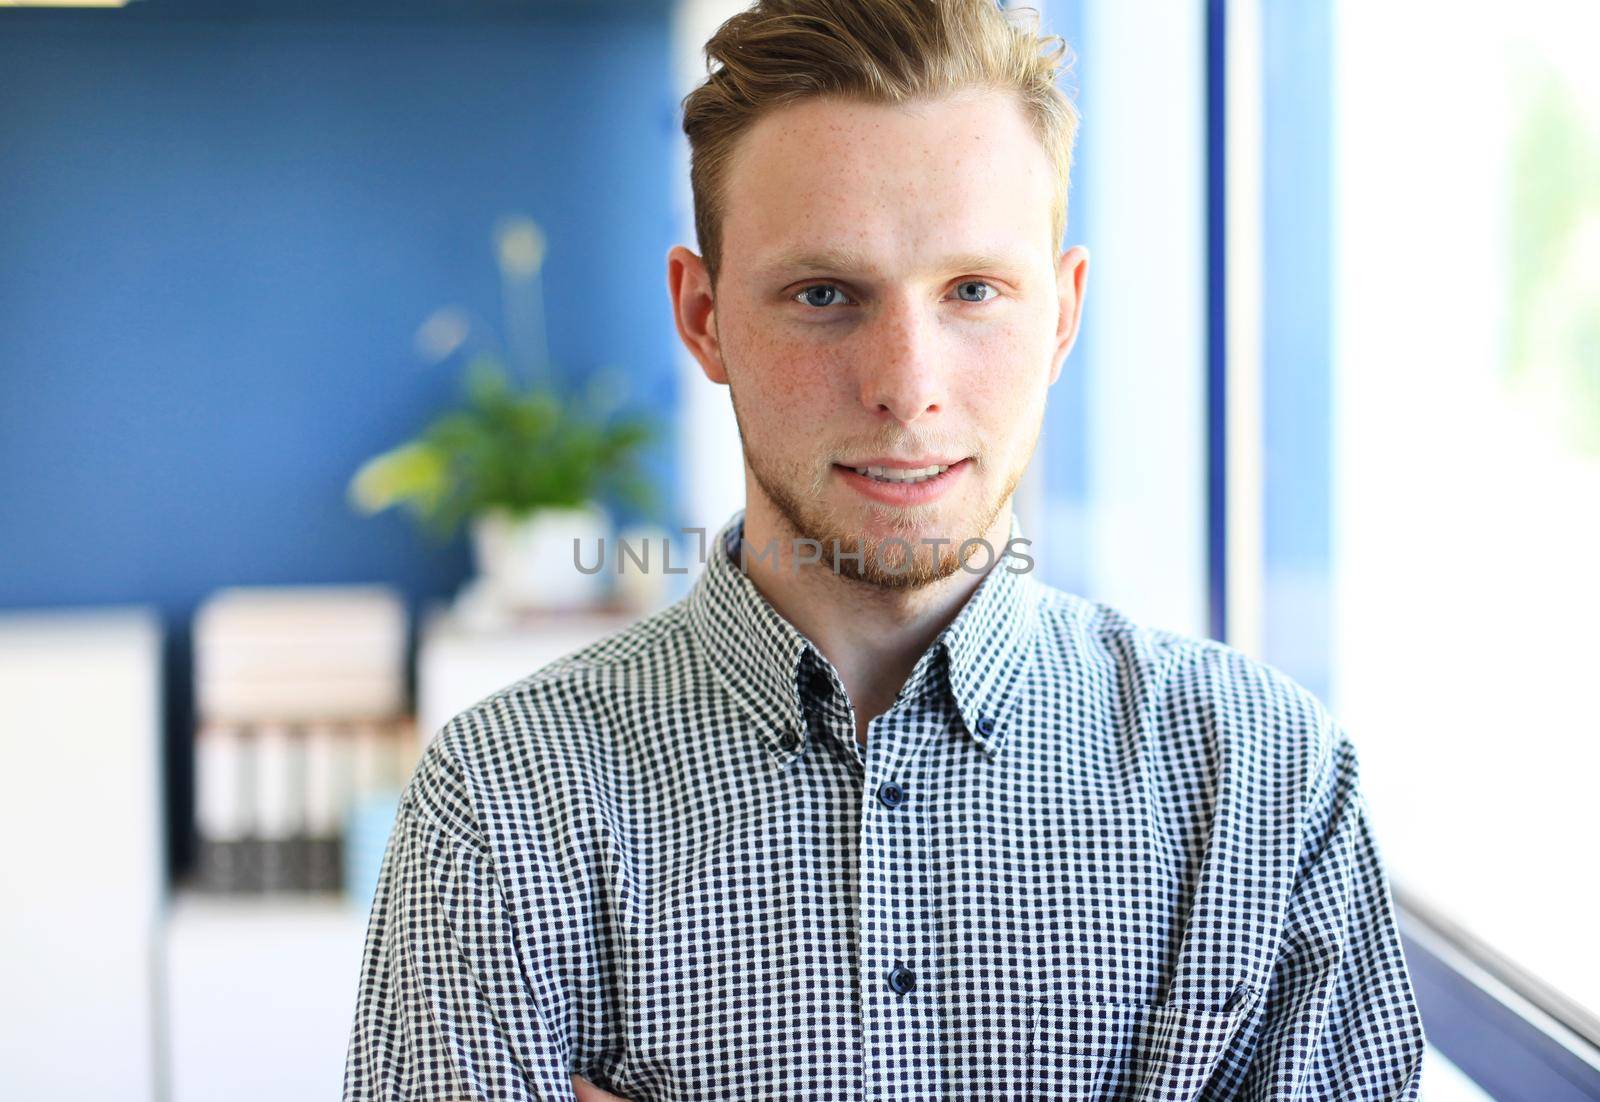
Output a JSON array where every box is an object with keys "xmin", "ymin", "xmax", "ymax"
[
  {"xmin": 1240, "ymin": 0, "xmax": 1600, "ymax": 1090},
  {"xmin": 1327, "ymin": 0, "xmax": 1600, "ymax": 1019}
]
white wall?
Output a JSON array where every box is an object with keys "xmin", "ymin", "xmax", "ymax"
[{"xmin": 1073, "ymin": 0, "xmax": 1209, "ymax": 637}]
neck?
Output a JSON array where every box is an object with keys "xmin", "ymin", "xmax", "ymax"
[{"xmin": 737, "ymin": 495, "xmax": 1012, "ymax": 745}]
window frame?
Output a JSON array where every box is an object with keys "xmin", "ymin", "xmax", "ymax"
[{"xmin": 1399, "ymin": 890, "xmax": 1600, "ymax": 1099}]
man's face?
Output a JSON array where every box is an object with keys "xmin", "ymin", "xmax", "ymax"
[{"xmin": 672, "ymin": 87, "xmax": 1088, "ymax": 588}]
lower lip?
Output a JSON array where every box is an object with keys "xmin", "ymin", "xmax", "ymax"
[{"xmin": 833, "ymin": 458, "xmax": 971, "ymax": 506}]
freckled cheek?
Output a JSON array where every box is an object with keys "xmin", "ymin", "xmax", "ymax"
[
  {"xmin": 729, "ymin": 331, "xmax": 841, "ymax": 413},
  {"xmin": 959, "ymin": 331, "xmax": 1045, "ymax": 419}
]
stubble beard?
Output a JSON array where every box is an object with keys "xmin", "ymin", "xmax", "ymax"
[{"xmin": 744, "ymin": 439, "xmax": 1023, "ymax": 591}]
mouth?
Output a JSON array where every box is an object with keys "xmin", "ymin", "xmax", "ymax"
[
  {"xmin": 844, "ymin": 463, "xmax": 952, "ymax": 484},
  {"xmin": 836, "ymin": 456, "xmax": 968, "ymax": 481},
  {"xmin": 831, "ymin": 457, "xmax": 972, "ymax": 504}
]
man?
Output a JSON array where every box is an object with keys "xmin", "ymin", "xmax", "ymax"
[{"xmin": 344, "ymin": 1, "xmax": 1427, "ymax": 1099}]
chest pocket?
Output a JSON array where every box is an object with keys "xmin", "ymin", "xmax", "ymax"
[{"xmin": 1027, "ymin": 984, "xmax": 1262, "ymax": 1100}]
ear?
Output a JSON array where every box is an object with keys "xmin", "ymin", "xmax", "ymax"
[
  {"xmin": 1048, "ymin": 244, "xmax": 1090, "ymax": 387},
  {"xmin": 667, "ymin": 244, "xmax": 728, "ymax": 385}
]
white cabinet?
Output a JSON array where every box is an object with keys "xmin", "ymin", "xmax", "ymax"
[
  {"xmin": 0, "ymin": 607, "xmax": 164, "ymax": 1102},
  {"xmin": 163, "ymin": 892, "xmax": 368, "ymax": 1102}
]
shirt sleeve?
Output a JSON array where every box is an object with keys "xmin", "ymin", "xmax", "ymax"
[
  {"xmin": 341, "ymin": 756, "xmax": 578, "ymax": 1101},
  {"xmin": 1237, "ymin": 726, "xmax": 1429, "ymax": 1100}
]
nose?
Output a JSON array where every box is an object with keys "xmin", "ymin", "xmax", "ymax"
[{"xmin": 857, "ymin": 296, "xmax": 945, "ymax": 424}]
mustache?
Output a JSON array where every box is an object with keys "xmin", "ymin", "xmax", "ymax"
[{"xmin": 827, "ymin": 443, "xmax": 976, "ymax": 464}]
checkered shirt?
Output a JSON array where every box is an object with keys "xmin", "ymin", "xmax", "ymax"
[{"xmin": 344, "ymin": 507, "xmax": 1427, "ymax": 1100}]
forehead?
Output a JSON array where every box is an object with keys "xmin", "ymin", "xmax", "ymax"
[{"xmin": 720, "ymin": 88, "xmax": 1057, "ymax": 278}]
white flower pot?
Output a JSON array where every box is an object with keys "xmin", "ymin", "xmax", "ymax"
[{"xmin": 468, "ymin": 502, "xmax": 612, "ymax": 612}]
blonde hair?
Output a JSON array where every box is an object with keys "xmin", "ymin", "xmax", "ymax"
[{"xmin": 680, "ymin": 0, "xmax": 1080, "ymax": 288}]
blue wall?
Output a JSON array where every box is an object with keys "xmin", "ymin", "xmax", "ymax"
[{"xmin": 0, "ymin": 2, "xmax": 679, "ymax": 874}]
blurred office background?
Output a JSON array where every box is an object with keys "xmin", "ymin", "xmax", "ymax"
[{"xmin": 1, "ymin": 0, "xmax": 1595, "ymax": 1099}]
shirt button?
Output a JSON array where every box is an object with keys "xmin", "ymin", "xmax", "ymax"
[
  {"xmin": 975, "ymin": 714, "xmax": 997, "ymax": 736},
  {"xmin": 887, "ymin": 962, "xmax": 915, "ymax": 995},
  {"xmin": 876, "ymin": 780, "xmax": 906, "ymax": 809}
]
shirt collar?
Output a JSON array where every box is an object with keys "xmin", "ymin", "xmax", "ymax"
[{"xmin": 685, "ymin": 507, "xmax": 1041, "ymax": 770}]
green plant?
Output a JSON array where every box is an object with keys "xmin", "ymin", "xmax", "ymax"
[
  {"xmin": 347, "ymin": 215, "xmax": 660, "ymax": 544},
  {"xmin": 349, "ymin": 355, "xmax": 657, "ymax": 544}
]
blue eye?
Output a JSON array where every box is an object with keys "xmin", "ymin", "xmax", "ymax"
[
  {"xmin": 791, "ymin": 281, "xmax": 998, "ymax": 310},
  {"xmin": 796, "ymin": 284, "xmax": 851, "ymax": 309}
]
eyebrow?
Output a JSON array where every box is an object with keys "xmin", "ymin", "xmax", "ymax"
[{"xmin": 756, "ymin": 246, "xmax": 1027, "ymax": 281}]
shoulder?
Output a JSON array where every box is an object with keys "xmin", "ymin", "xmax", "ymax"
[
  {"xmin": 403, "ymin": 598, "xmax": 699, "ymax": 844},
  {"xmin": 1029, "ymin": 580, "xmax": 1343, "ymax": 799}
]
